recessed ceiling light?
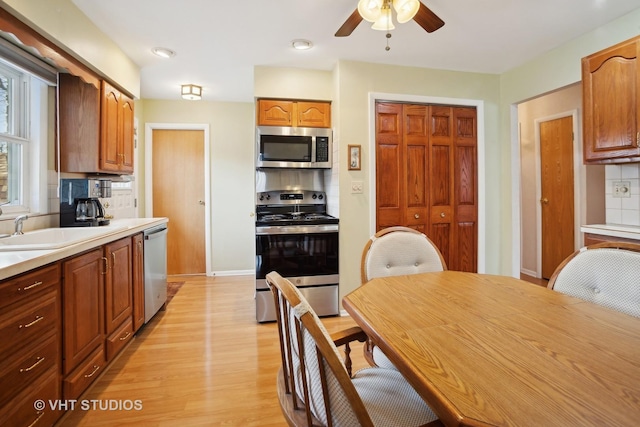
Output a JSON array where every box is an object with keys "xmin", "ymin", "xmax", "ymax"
[
  {"xmin": 151, "ymin": 47, "xmax": 176, "ymax": 58},
  {"xmin": 291, "ymin": 39, "xmax": 313, "ymax": 50}
]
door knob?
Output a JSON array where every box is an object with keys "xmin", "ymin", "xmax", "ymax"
[
  {"xmin": 440, "ymin": 212, "xmax": 445, "ymax": 218},
  {"xmin": 198, "ymin": 200, "xmax": 205, "ymax": 206},
  {"xmin": 414, "ymin": 213, "xmax": 420, "ymax": 219},
  {"xmin": 540, "ymin": 198, "xmax": 549, "ymax": 204}
]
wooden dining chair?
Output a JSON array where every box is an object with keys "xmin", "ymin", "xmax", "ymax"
[
  {"xmin": 548, "ymin": 241, "xmax": 640, "ymax": 318},
  {"xmin": 266, "ymin": 271, "xmax": 442, "ymax": 427},
  {"xmin": 360, "ymin": 226, "xmax": 447, "ymax": 368}
]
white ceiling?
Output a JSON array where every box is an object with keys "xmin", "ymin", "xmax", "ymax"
[{"xmin": 72, "ymin": 0, "xmax": 640, "ymax": 102}]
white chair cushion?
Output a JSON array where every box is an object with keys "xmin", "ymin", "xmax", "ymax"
[
  {"xmin": 372, "ymin": 345, "xmax": 397, "ymax": 370},
  {"xmin": 353, "ymin": 367, "xmax": 439, "ymax": 426},
  {"xmin": 365, "ymin": 231, "xmax": 444, "ymax": 281},
  {"xmin": 553, "ymin": 248, "xmax": 640, "ymax": 318}
]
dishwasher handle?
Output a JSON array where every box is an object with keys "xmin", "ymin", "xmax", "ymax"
[{"xmin": 144, "ymin": 227, "xmax": 168, "ymax": 240}]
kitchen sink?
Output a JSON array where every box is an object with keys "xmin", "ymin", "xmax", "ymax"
[{"xmin": 0, "ymin": 226, "xmax": 127, "ymax": 251}]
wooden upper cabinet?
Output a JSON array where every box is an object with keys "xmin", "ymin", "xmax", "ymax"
[
  {"xmin": 59, "ymin": 73, "xmax": 101, "ymax": 173},
  {"xmin": 101, "ymin": 81, "xmax": 135, "ymax": 173},
  {"xmin": 59, "ymin": 75, "xmax": 135, "ymax": 174},
  {"xmin": 257, "ymin": 99, "xmax": 331, "ymax": 127},
  {"xmin": 582, "ymin": 36, "xmax": 640, "ymax": 164}
]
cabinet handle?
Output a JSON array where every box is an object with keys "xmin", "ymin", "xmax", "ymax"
[
  {"xmin": 637, "ymin": 132, "xmax": 639, "ymax": 145},
  {"xmin": 20, "ymin": 315, "xmax": 43, "ymax": 329},
  {"xmin": 119, "ymin": 331, "xmax": 132, "ymax": 341},
  {"xmin": 101, "ymin": 256, "xmax": 109, "ymax": 275},
  {"xmin": 84, "ymin": 365, "xmax": 100, "ymax": 378},
  {"xmin": 27, "ymin": 412, "xmax": 45, "ymax": 427},
  {"xmin": 20, "ymin": 356, "xmax": 45, "ymax": 373},
  {"xmin": 111, "ymin": 252, "xmax": 116, "ymax": 267},
  {"xmin": 414, "ymin": 213, "xmax": 420, "ymax": 219},
  {"xmin": 19, "ymin": 281, "xmax": 43, "ymax": 292}
]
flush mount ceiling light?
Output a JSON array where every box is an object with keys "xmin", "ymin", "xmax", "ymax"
[
  {"xmin": 151, "ymin": 47, "xmax": 176, "ymax": 58},
  {"xmin": 181, "ymin": 84, "xmax": 202, "ymax": 100},
  {"xmin": 291, "ymin": 39, "xmax": 313, "ymax": 50}
]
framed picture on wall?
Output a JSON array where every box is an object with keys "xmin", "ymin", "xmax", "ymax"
[{"xmin": 348, "ymin": 145, "xmax": 361, "ymax": 170}]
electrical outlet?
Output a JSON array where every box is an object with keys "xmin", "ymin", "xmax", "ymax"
[
  {"xmin": 613, "ymin": 181, "xmax": 631, "ymax": 198},
  {"xmin": 351, "ymin": 181, "xmax": 363, "ymax": 194}
]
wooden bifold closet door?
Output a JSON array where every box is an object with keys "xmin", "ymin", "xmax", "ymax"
[{"xmin": 375, "ymin": 102, "xmax": 478, "ymax": 272}]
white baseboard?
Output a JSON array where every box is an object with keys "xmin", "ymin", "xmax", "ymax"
[
  {"xmin": 208, "ymin": 270, "xmax": 254, "ymax": 277},
  {"xmin": 520, "ymin": 268, "xmax": 539, "ymax": 278}
]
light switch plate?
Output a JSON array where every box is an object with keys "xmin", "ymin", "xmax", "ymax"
[{"xmin": 613, "ymin": 181, "xmax": 631, "ymax": 198}]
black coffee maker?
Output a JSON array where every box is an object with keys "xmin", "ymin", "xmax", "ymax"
[{"xmin": 60, "ymin": 179, "xmax": 111, "ymax": 227}]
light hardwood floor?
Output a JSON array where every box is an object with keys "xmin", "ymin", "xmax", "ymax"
[{"xmin": 59, "ymin": 275, "xmax": 367, "ymax": 426}]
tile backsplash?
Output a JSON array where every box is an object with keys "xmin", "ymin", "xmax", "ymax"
[{"xmin": 605, "ymin": 164, "xmax": 640, "ymax": 226}]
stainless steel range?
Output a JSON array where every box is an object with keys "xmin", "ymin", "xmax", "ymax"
[{"xmin": 255, "ymin": 171, "xmax": 339, "ymax": 322}]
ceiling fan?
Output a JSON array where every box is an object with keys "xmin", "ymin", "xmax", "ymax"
[{"xmin": 335, "ymin": 0, "xmax": 444, "ymax": 37}]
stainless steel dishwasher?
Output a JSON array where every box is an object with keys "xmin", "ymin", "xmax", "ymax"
[{"xmin": 144, "ymin": 224, "xmax": 168, "ymax": 323}]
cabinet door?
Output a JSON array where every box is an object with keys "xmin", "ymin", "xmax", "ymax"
[
  {"xmin": 101, "ymin": 81, "xmax": 121, "ymax": 172},
  {"xmin": 296, "ymin": 101, "xmax": 331, "ymax": 128},
  {"xmin": 104, "ymin": 238, "xmax": 133, "ymax": 335},
  {"xmin": 132, "ymin": 233, "xmax": 145, "ymax": 332},
  {"xmin": 58, "ymin": 73, "xmax": 100, "ymax": 173},
  {"xmin": 120, "ymin": 93, "xmax": 135, "ymax": 173},
  {"xmin": 63, "ymin": 248, "xmax": 104, "ymax": 375},
  {"xmin": 257, "ymin": 99, "xmax": 294, "ymax": 126},
  {"xmin": 583, "ymin": 37, "xmax": 640, "ymax": 163}
]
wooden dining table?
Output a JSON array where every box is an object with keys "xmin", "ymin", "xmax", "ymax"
[{"xmin": 342, "ymin": 271, "xmax": 640, "ymax": 427}]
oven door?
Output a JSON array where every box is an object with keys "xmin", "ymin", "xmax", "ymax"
[{"xmin": 255, "ymin": 224, "xmax": 339, "ymax": 283}]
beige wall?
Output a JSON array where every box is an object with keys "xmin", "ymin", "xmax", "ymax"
[
  {"xmin": 138, "ymin": 99, "xmax": 255, "ymax": 274},
  {"xmin": 1, "ymin": 0, "xmax": 140, "ymax": 97},
  {"xmin": 517, "ymin": 84, "xmax": 605, "ymax": 276},
  {"xmin": 500, "ymin": 7, "xmax": 640, "ymax": 276}
]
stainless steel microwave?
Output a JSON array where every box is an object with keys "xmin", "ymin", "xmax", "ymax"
[{"xmin": 256, "ymin": 126, "xmax": 332, "ymax": 169}]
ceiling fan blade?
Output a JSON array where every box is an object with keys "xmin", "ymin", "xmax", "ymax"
[
  {"xmin": 335, "ymin": 8, "xmax": 363, "ymax": 37},
  {"xmin": 413, "ymin": 2, "xmax": 444, "ymax": 33}
]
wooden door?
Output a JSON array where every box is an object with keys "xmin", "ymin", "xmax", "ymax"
[
  {"xmin": 540, "ymin": 116, "xmax": 575, "ymax": 279},
  {"xmin": 152, "ymin": 129, "xmax": 206, "ymax": 275},
  {"xmin": 375, "ymin": 102, "xmax": 478, "ymax": 272}
]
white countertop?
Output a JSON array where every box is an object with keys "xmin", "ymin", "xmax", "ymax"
[
  {"xmin": 581, "ymin": 223, "xmax": 640, "ymax": 240},
  {"xmin": 0, "ymin": 217, "xmax": 168, "ymax": 281}
]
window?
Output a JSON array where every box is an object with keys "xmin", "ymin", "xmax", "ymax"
[{"xmin": 0, "ymin": 58, "xmax": 51, "ymax": 216}]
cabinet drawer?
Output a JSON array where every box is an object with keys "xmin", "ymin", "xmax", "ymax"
[
  {"xmin": 0, "ymin": 263, "xmax": 60, "ymax": 310},
  {"xmin": 0, "ymin": 331, "xmax": 58, "ymax": 407},
  {"xmin": 63, "ymin": 346, "xmax": 106, "ymax": 401},
  {"xmin": 0, "ymin": 290, "xmax": 59, "ymax": 356},
  {"xmin": 0, "ymin": 366, "xmax": 61, "ymax": 427},
  {"xmin": 106, "ymin": 317, "xmax": 133, "ymax": 362}
]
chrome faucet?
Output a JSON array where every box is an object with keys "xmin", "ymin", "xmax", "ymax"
[{"xmin": 13, "ymin": 214, "xmax": 28, "ymax": 235}]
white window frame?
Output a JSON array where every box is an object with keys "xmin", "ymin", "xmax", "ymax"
[{"xmin": 0, "ymin": 59, "xmax": 49, "ymax": 217}]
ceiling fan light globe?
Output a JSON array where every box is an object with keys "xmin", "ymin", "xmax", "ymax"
[
  {"xmin": 358, "ymin": 0, "xmax": 383, "ymax": 22},
  {"xmin": 371, "ymin": 7, "xmax": 395, "ymax": 31},
  {"xmin": 393, "ymin": 0, "xmax": 420, "ymax": 23}
]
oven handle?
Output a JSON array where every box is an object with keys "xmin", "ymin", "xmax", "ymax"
[{"xmin": 256, "ymin": 224, "xmax": 339, "ymax": 235}]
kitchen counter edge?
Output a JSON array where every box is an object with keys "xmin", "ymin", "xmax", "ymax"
[
  {"xmin": 0, "ymin": 217, "xmax": 168, "ymax": 281},
  {"xmin": 581, "ymin": 223, "xmax": 640, "ymax": 241}
]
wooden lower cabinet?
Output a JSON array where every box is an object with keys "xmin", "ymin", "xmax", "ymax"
[
  {"xmin": 0, "ymin": 262, "xmax": 62, "ymax": 427},
  {"xmin": 104, "ymin": 237, "xmax": 133, "ymax": 336},
  {"xmin": 62, "ymin": 346, "xmax": 106, "ymax": 401},
  {"xmin": 584, "ymin": 232, "xmax": 640, "ymax": 246},
  {"xmin": 0, "ymin": 367, "xmax": 62, "ymax": 427},
  {"xmin": 62, "ymin": 248, "xmax": 104, "ymax": 375},
  {"xmin": 106, "ymin": 317, "xmax": 134, "ymax": 361}
]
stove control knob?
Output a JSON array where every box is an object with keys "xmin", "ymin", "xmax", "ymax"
[
  {"xmin": 259, "ymin": 195, "xmax": 264, "ymax": 201},
  {"xmin": 312, "ymin": 194, "xmax": 318, "ymax": 199},
  {"xmin": 266, "ymin": 194, "xmax": 271, "ymax": 200},
  {"xmin": 318, "ymin": 194, "xmax": 324, "ymax": 200}
]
